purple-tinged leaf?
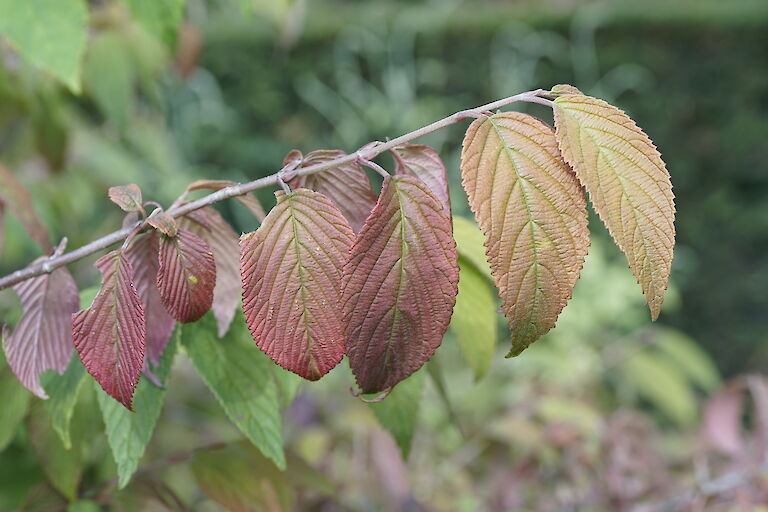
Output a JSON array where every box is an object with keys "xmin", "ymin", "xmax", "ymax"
[
  {"xmin": 3, "ymin": 265, "xmax": 79, "ymax": 398},
  {"xmin": 108, "ymin": 184, "xmax": 143, "ymax": 213},
  {"xmin": 157, "ymin": 229, "xmax": 216, "ymax": 323},
  {"xmin": 178, "ymin": 207, "xmax": 240, "ymax": 337},
  {"xmin": 147, "ymin": 209, "xmax": 178, "ymax": 237},
  {"xmin": 704, "ymin": 379, "xmax": 745, "ymax": 456},
  {"xmin": 0, "ymin": 165, "xmax": 52, "ymax": 253},
  {"xmin": 72, "ymin": 250, "xmax": 146, "ymax": 409},
  {"xmin": 343, "ymin": 175, "xmax": 459, "ymax": 394},
  {"xmin": 241, "ymin": 189, "xmax": 354, "ymax": 380},
  {"xmin": 391, "ymin": 144, "xmax": 451, "ymax": 214},
  {"xmin": 286, "ymin": 149, "xmax": 378, "ymax": 234},
  {"xmin": 125, "ymin": 232, "xmax": 175, "ymax": 366}
]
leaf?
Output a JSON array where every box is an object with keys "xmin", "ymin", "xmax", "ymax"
[
  {"xmin": 391, "ymin": 144, "xmax": 451, "ymax": 213},
  {"xmin": 41, "ymin": 354, "xmax": 87, "ymax": 450},
  {"xmin": 287, "ymin": 150, "xmax": 378, "ymax": 234},
  {"xmin": 95, "ymin": 327, "xmax": 178, "ymax": 489},
  {"xmin": 0, "ymin": 165, "xmax": 52, "ymax": 253},
  {"xmin": 125, "ymin": 233, "xmax": 176, "ymax": 365},
  {"xmin": 241, "ymin": 189, "xmax": 354, "ymax": 380},
  {"xmin": 178, "ymin": 207, "xmax": 240, "ymax": 337},
  {"xmin": 461, "ymin": 112, "xmax": 590, "ymax": 355},
  {"xmin": 451, "ymin": 215, "xmax": 492, "ymax": 279},
  {"xmin": 367, "ymin": 369, "xmax": 425, "ymax": 460},
  {"xmin": 451, "ymin": 258, "xmax": 497, "ymax": 380},
  {"xmin": 552, "ymin": 91, "xmax": 675, "ymax": 319},
  {"xmin": 72, "ymin": 250, "xmax": 146, "ymax": 410},
  {"xmin": 182, "ymin": 314, "xmax": 285, "ymax": 469},
  {"xmin": 4, "ymin": 266, "xmax": 79, "ymax": 397},
  {"xmin": 186, "ymin": 180, "xmax": 266, "ymax": 221},
  {"xmin": 122, "ymin": 0, "xmax": 187, "ymax": 47},
  {"xmin": 653, "ymin": 328, "xmax": 719, "ymax": 391},
  {"xmin": 27, "ymin": 406, "xmax": 83, "ymax": 500},
  {"xmin": 0, "ymin": 343, "xmax": 29, "ymax": 451},
  {"xmin": 108, "ymin": 184, "xmax": 143, "ymax": 213},
  {"xmin": 157, "ymin": 229, "xmax": 216, "ymax": 323},
  {"xmin": 147, "ymin": 209, "xmax": 178, "ymax": 237},
  {"xmin": 83, "ymin": 32, "xmax": 135, "ymax": 128},
  {"xmin": 191, "ymin": 441, "xmax": 292, "ymax": 512},
  {"xmin": 272, "ymin": 365, "xmax": 301, "ymax": 409},
  {"xmin": 0, "ymin": 0, "xmax": 87, "ymax": 92},
  {"xmin": 704, "ymin": 379, "xmax": 745, "ymax": 455},
  {"xmin": 343, "ymin": 175, "xmax": 459, "ymax": 394}
]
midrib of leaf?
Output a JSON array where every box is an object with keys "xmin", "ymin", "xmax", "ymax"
[{"xmin": 382, "ymin": 180, "xmax": 410, "ymax": 372}]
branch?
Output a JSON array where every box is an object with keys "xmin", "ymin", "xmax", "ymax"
[{"xmin": 0, "ymin": 89, "xmax": 550, "ymax": 291}]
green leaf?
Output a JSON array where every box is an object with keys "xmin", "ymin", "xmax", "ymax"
[
  {"xmin": 95, "ymin": 327, "xmax": 179, "ymax": 488},
  {"xmin": 28, "ymin": 406, "xmax": 84, "ymax": 501},
  {"xmin": 451, "ymin": 258, "xmax": 497, "ymax": 380},
  {"xmin": 83, "ymin": 32, "xmax": 135, "ymax": 128},
  {"xmin": 451, "ymin": 216, "xmax": 491, "ymax": 279},
  {"xmin": 122, "ymin": 0, "xmax": 186, "ymax": 47},
  {"xmin": 41, "ymin": 354, "xmax": 87, "ymax": 450},
  {"xmin": 367, "ymin": 369, "xmax": 425, "ymax": 460},
  {"xmin": 653, "ymin": 328, "xmax": 720, "ymax": 391},
  {"xmin": 67, "ymin": 501, "xmax": 101, "ymax": 512},
  {"xmin": 0, "ymin": 0, "xmax": 88, "ymax": 92},
  {"xmin": 272, "ymin": 365, "xmax": 301, "ymax": 409},
  {"xmin": 181, "ymin": 314, "xmax": 285, "ymax": 469},
  {"xmin": 0, "ymin": 350, "xmax": 29, "ymax": 451}
]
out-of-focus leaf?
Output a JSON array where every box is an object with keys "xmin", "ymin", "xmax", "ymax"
[
  {"xmin": 191, "ymin": 441, "xmax": 292, "ymax": 512},
  {"xmin": 5, "ymin": 265, "xmax": 79, "ymax": 397},
  {"xmin": 703, "ymin": 379, "xmax": 745, "ymax": 455},
  {"xmin": 272, "ymin": 365, "xmax": 301, "ymax": 409},
  {"xmin": 451, "ymin": 258, "xmax": 497, "ymax": 381},
  {"xmin": 343, "ymin": 176, "xmax": 459, "ymax": 394},
  {"xmin": 653, "ymin": 328, "xmax": 719, "ymax": 391},
  {"xmin": 0, "ymin": 165, "xmax": 52, "ymax": 253},
  {"xmin": 27, "ymin": 406, "xmax": 83, "ymax": 500},
  {"xmin": 391, "ymin": 144, "xmax": 451, "ymax": 213},
  {"xmin": 367, "ymin": 369, "xmax": 425, "ymax": 460},
  {"xmin": 83, "ymin": 32, "xmax": 134, "ymax": 127},
  {"xmin": 66, "ymin": 501, "xmax": 101, "ymax": 512},
  {"xmin": 95, "ymin": 327, "xmax": 178, "ymax": 489},
  {"xmin": 241, "ymin": 190, "xmax": 353, "ymax": 380},
  {"xmin": 182, "ymin": 314, "xmax": 285, "ymax": 469},
  {"xmin": 0, "ymin": 344, "xmax": 29, "ymax": 451},
  {"xmin": 41, "ymin": 354, "xmax": 87, "ymax": 450},
  {"xmin": 108, "ymin": 184, "xmax": 143, "ymax": 213},
  {"xmin": 122, "ymin": 0, "xmax": 187, "ymax": 47},
  {"xmin": 0, "ymin": 0, "xmax": 87, "ymax": 92},
  {"xmin": 284, "ymin": 452, "xmax": 335, "ymax": 497},
  {"xmin": 73, "ymin": 250, "xmax": 146, "ymax": 409},
  {"xmin": 157, "ymin": 229, "xmax": 215, "ymax": 322},
  {"xmin": 451, "ymin": 215, "xmax": 491, "ymax": 279}
]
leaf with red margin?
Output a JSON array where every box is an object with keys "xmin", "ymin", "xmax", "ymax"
[
  {"xmin": 286, "ymin": 150, "xmax": 377, "ymax": 234},
  {"xmin": 3, "ymin": 265, "xmax": 79, "ymax": 398},
  {"xmin": 125, "ymin": 232, "xmax": 175, "ymax": 365},
  {"xmin": 178, "ymin": 207, "xmax": 240, "ymax": 337},
  {"xmin": 157, "ymin": 229, "xmax": 216, "ymax": 323},
  {"xmin": 391, "ymin": 144, "xmax": 451, "ymax": 213},
  {"xmin": 241, "ymin": 189, "xmax": 354, "ymax": 380},
  {"xmin": 0, "ymin": 165, "xmax": 52, "ymax": 253},
  {"xmin": 343, "ymin": 175, "xmax": 459, "ymax": 394},
  {"xmin": 72, "ymin": 250, "xmax": 145, "ymax": 409}
]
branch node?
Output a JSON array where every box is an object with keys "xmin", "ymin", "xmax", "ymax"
[{"xmin": 356, "ymin": 152, "xmax": 390, "ymax": 178}]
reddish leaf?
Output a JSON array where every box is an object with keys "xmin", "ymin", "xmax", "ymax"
[
  {"xmin": 178, "ymin": 207, "xmax": 240, "ymax": 337},
  {"xmin": 3, "ymin": 266, "xmax": 79, "ymax": 398},
  {"xmin": 704, "ymin": 379, "xmax": 745, "ymax": 456},
  {"xmin": 0, "ymin": 165, "xmax": 52, "ymax": 253},
  {"xmin": 343, "ymin": 175, "xmax": 459, "ymax": 393},
  {"xmin": 241, "ymin": 189, "xmax": 354, "ymax": 380},
  {"xmin": 125, "ymin": 232, "xmax": 175, "ymax": 365},
  {"xmin": 157, "ymin": 229, "xmax": 216, "ymax": 323},
  {"xmin": 187, "ymin": 180, "xmax": 266, "ymax": 221},
  {"xmin": 147, "ymin": 210, "xmax": 178, "ymax": 237},
  {"xmin": 391, "ymin": 144, "xmax": 451, "ymax": 213},
  {"xmin": 72, "ymin": 250, "xmax": 146, "ymax": 409},
  {"xmin": 108, "ymin": 184, "xmax": 143, "ymax": 213},
  {"xmin": 286, "ymin": 149, "xmax": 378, "ymax": 234}
]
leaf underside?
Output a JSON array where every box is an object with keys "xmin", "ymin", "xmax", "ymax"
[
  {"xmin": 343, "ymin": 175, "xmax": 459, "ymax": 394},
  {"xmin": 391, "ymin": 144, "xmax": 451, "ymax": 214},
  {"xmin": 553, "ymin": 93, "xmax": 675, "ymax": 319},
  {"xmin": 287, "ymin": 149, "xmax": 378, "ymax": 234},
  {"xmin": 72, "ymin": 250, "xmax": 146, "ymax": 409},
  {"xmin": 241, "ymin": 189, "xmax": 354, "ymax": 380},
  {"xmin": 461, "ymin": 112, "xmax": 590, "ymax": 355}
]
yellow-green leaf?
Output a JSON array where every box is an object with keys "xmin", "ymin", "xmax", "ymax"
[{"xmin": 553, "ymin": 92, "xmax": 675, "ymax": 319}]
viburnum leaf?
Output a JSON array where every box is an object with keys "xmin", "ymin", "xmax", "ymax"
[
  {"xmin": 125, "ymin": 232, "xmax": 175, "ymax": 365},
  {"xmin": 391, "ymin": 144, "xmax": 451, "ymax": 213},
  {"xmin": 367, "ymin": 369, "xmax": 425, "ymax": 460},
  {"xmin": 147, "ymin": 209, "xmax": 178, "ymax": 237},
  {"xmin": 107, "ymin": 184, "xmax": 143, "ymax": 213},
  {"xmin": 461, "ymin": 112, "xmax": 590, "ymax": 355},
  {"xmin": 452, "ymin": 215, "xmax": 492, "ymax": 279},
  {"xmin": 41, "ymin": 353, "xmax": 87, "ymax": 450},
  {"xmin": 178, "ymin": 207, "xmax": 240, "ymax": 337},
  {"xmin": 0, "ymin": 342, "xmax": 30, "ymax": 451},
  {"xmin": 552, "ymin": 89, "xmax": 675, "ymax": 319},
  {"xmin": 3, "ymin": 265, "xmax": 79, "ymax": 398},
  {"xmin": 241, "ymin": 189, "xmax": 354, "ymax": 380},
  {"xmin": 72, "ymin": 250, "xmax": 146, "ymax": 409},
  {"xmin": 0, "ymin": 165, "xmax": 53, "ymax": 253},
  {"xmin": 186, "ymin": 179, "xmax": 266, "ymax": 221},
  {"xmin": 343, "ymin": 175, "xmax": 459, "ymax": 394},
  {"xmin": 286, "ymin": 150, "xmax": 378, "ymax": 233},
  {"xmin": 157, "ymin": 229, "xmax": 216, "ymax": 323}
]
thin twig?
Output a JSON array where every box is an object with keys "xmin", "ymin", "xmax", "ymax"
[{"xmin": 0, "ymin": 89, "xmax": 550, "ymax": 291}]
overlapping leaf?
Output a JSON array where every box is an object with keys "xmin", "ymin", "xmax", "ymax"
[
  {"xmin": 286, "ymin": 150, "xmax": 377, "ymax": 233},
  {"xmin": 72, "ymin": 250, "xmax": 146, "ymax": 409},
  {"xmin": 241, "ymin": 189, "xmax": 354, "ymax": 380},
  {"xmin": 4, "ymin": 265, "xmax": 79, "ymax": 398},
  {"xmin": 157, "ymin": 229, "xmax": 216, "ymax": 323},
  {"xmin": 367, "ymin": 369, "xmax": 425, "ymax": 460},
  {"xmin": 125, "ymin": 232, "xmax": 175, "ymax": 365},
  {"xmin": 461, "ymin": 112, "xmax": 590, "ymax": 355},
  {"xmin": 343, "ymin": 175, "xmax": 459, "ymax": 394},
  {"xmin": 178, "ymin": 207, "xmax": 240, "ymax": 337},
  {"xmin": 552, "ymin": 90, "xmax": 675, "ymax": 319},
  {"xmin": 0, "ymin": 165, "xmax": 53, "ymax": 253},
  {"xmin": 391, "ymin": 144, "xmax": 451, "ymax": 213}
]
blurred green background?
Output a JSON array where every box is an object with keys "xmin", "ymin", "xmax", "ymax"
[{"xmin": 1, "ymin": 0, "xmax": 767, "ymax": 509}]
